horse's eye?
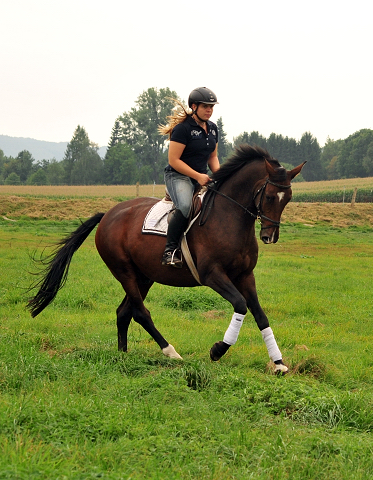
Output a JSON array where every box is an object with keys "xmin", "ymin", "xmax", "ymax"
[{"xmin": 265, "ymin": 195, "xmax": 275, "ymax": 203}]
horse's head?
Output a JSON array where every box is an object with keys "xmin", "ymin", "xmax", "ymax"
[{"xmin": 257, "ymin": 160, "xmax": 306, "ymax": 244}]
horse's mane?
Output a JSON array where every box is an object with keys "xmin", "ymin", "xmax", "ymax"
[{"xmin": 211, "ymin": 144, "xmax": 283, "ymax": 184}]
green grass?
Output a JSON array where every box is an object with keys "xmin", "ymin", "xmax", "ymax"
[{"xmin": 1, "ymin": 219, "xmax": 373, "ymax": 479}]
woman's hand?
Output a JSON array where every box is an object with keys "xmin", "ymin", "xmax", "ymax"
[{"xmin": 197, "ymin": 173, "xmax": 212, "ymax": 186}]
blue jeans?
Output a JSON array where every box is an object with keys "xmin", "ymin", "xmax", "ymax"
[{"xmin": 164, "ymin": 170, "xmax": 196, "ymax": 218}]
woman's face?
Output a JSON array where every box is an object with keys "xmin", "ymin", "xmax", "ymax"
[{"xmin": 193, "ymin": 103, "xmax": 214, "ymax": 121}]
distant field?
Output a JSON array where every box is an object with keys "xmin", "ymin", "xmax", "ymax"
[
  {"xmin": 1, "ymin": 176, "xmax": 372, "ymax": 198},
  {"xmin": 291, "ymin": 176, "xmax": 373, "ymax": 192}
]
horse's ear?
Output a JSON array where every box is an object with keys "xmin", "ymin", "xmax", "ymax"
[
  {"xmin": 289, "ymin": 161, "xmax": 307, "ymax": 179},
  {"xmin": 265, "ymin": 159, "xmax": 277, "ymax": 176}
]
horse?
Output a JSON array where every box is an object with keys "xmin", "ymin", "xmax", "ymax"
[{"xmin": 27, "ymin": 145, "xmax": 305, "ymax": 374}]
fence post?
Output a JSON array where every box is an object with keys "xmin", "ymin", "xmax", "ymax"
[
  {"xmin": 136, "ymin": 182, "xmax": 139, "ymax": 197},
  {"xmin": 351, "ymin": 187, "xmax": 358, "ymax": 207}
]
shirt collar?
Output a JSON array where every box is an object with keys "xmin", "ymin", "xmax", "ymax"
[{"xmin": 187, "ymin": 115, "xmax": 212, "ymax": 130}]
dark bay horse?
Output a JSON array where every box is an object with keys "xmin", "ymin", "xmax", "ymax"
[{"xmin": 27, "ymin": 145, "xmax": 305, "ymax": 373}]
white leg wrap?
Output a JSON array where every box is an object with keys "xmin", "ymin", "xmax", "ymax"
[
  {"xmin": 223, "ymin": 313, "xmax": 245, "ymax": 346},
  {"xmin": 261, "ymin": 327, "xmax": 282, "ymax": 362}
]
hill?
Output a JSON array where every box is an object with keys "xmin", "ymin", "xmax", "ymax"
[{"xmin": 0, "ymin": 135, "xmax": 107, "ymax": 161}]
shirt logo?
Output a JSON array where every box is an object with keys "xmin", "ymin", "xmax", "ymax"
[
  {"xmin": 211, "ymin": 129, "xmax": 216, "ymax": 137},
  {"xmin": 191, "ymin": 130, "xmax": 202, "ymax": 137}
]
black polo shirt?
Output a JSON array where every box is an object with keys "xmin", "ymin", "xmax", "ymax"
[{"xmin": 168, "ymin": 116, "xmax": 219, "ymax": 174}]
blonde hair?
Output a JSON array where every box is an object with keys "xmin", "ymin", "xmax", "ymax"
[{"xmin": 158, "ymin": 98, "xmax": 192, "ymax": 139}]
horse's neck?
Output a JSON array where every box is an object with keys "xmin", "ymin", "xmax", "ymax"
[{"xmin": 220, "ymin": 164, "xmax": 264, "ymax": 210}]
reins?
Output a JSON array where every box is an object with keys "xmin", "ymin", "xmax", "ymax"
[{"xmin": 199, "ymin": 178, "xmax": 291, "ymax": 228}]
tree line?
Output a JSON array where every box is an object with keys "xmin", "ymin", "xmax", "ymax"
[{"xmin": 1, "ymin": 87, "xmax": 373, "ymax": 185}]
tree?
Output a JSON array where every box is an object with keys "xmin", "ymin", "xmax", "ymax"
[
  {"xmin": 362, "ymin": 142, "xmax": 373, "ymax": 176},
  {"xmin": 28, "ymin": 168, "xmax": 47, "ymax": 185},
  {"xmin": 17, "ymin": 150, "xmax": 34, "ymax": 182},
  {"xmin": 3, "ymin": 150, "xmax": 34, "ymax": 183},
  {"xmin": 233, "ymin": 132, "xmax": 300, "ymax": 169},
  {"xmin": 0, "ymin": 149, "xmax": 7, "ymax": 171},
  {"xmin": 216, "ymin": 117, "xmax": 232, "ymax": 162},
  {"xmin": 4, "ymin": 172, "xmax": 21, "ymax": 185},
  {"xmin": 0, "ymin": 149, "xmax": 7, "ymax": 183},
  {"xmin": 338, "ymin": 129, "xmax": 373, "ymax": 178},
  {"xmin": 325, "ymin": 156, "xmax": 340, "ymax": 180},
  {"xmin": 233, "ymin": 131, "xmax": 267, "ymax": 150},
  {"xmin": 46, "ymin": 159, "xmax": 65, "ymax": 185},
  {"xmin": 115, "ymin": 87, "xmax": 179, "ymax": 183},
  {"xmin": 103, "ymin": 143, "xmax": 137, "ymax": 184},
  {"xmin": 105, "ymin": 120, "xmax": 121, "ymax": 159},
  {"xmin": 233, "ymin": 131, "xmax": 250, "ymax": 146},
  {"xmin": 320, "ymin": 137, "xmax": 343, "ymax": 179},
  {"xmin": 297, "ymin": 132, "xmax": 322, "ymax": 181},
  {"xmin": 62, "ymin": 126, "xmax": 103, "ymax": 184}
]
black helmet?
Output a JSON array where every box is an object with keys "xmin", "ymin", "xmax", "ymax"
[{"xmin": 188, "ymin": 87, "xmax": 219, "ymax": 108}]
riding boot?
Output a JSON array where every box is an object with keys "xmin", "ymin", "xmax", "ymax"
[{"xmin": 161, "ymin": 209, "xmax": 189, "ymax": 268}]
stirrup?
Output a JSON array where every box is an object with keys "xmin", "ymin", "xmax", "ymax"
[{"xmin": 161, "ymin": 249, "xmax": 183, "ymax": 268}]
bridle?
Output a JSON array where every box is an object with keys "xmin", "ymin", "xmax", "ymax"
[
  {"xmin": 253, "ymin": 178, "xmax": 292, "ymax": 229},
  {"xmin": 200, "ymin": 178, "xmax": 291, "ymax": 228}
]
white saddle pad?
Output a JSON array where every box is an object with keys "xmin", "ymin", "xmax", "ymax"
[{"xmin": 142, "ymin": 199, "xmax": 174, "ymax": 236}]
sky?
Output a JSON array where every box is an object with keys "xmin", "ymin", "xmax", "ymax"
[{"xmin": 1, "ymin": 0, "xmax": 372, "ymax": 149}]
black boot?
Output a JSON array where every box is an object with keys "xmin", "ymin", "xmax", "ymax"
[{"xmin": 161, "ymin": 209, "xmax": 189, "ymax": 268}]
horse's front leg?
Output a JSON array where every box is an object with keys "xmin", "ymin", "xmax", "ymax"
[
  {"xmin": 238, "ymin": 271, "xmax": 288, "ymax": 374},
  {"xmin": 202, "ymin": 269, "xmax": 248, "ymax": 362},
  {"xmin": 204, "ymin": 268, "xmax": 288, "ymax": 374}
]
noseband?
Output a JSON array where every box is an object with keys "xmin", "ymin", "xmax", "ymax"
[{"xmin": 201, "ymin": 178, "xmax": 291, "ymax": 228}]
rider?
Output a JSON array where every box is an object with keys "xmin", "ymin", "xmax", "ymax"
[{"xmin": 159, "ymin": 87, "xmax": 220, "ymax": 268}]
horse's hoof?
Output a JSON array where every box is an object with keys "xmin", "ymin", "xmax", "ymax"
[
  {"xmin": 162, "ymin": 344, "xmax": 183, "ymax": 360},
  {"xmin": 210, "ymin": 341, "xmax": 230, "ymax": 361},
  {"xmin": 274, "ymin": 363, "xmax": 289, "ymax": 376}
]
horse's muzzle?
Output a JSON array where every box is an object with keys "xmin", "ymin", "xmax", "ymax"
[{"xmin": 260, "ymin": 229, "xmax": 279, "ymax": 244}]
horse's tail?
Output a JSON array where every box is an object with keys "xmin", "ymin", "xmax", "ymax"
[{"xmin": 27, "ymin": 212, "xmax": 106, "ymax": 317}]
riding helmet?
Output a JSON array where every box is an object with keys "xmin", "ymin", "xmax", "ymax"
[{"xmin": 188, "ymin": 87, "xmax": 219, "ymax": 108}]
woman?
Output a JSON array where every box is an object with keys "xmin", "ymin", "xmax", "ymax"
[{"xmin": 159, "ymin": 87, "xmax": 220, "ymax": 268}]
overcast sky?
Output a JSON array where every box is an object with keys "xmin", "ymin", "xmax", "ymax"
[{"xmin": 1, "ymin": 0, "xmax": 372, "ymax": 148}]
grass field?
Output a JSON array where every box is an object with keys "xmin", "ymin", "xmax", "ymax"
[{"xmin": 0, "ymin": 196, "xmax": 373, "ymax": 479}]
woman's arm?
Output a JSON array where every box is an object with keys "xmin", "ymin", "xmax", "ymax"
[{"xmin": 207, "ymin": 144, "xmax": 220, "ymax": 173}]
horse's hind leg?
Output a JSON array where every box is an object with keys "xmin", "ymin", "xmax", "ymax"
[
  {"xmin": 116, "ymin": 295, "xmax": 132, "ymax": 352},
  {"xmin": 118, "ymin": 276, "xmax": 182, "ymax": 359},
  {"xmin": 117, "ymin": 282, "xmax": 152, "ymax": 351},
  {"xmin": 130, "ymin": 302, "xmax": 182, "ymax": 359}
]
